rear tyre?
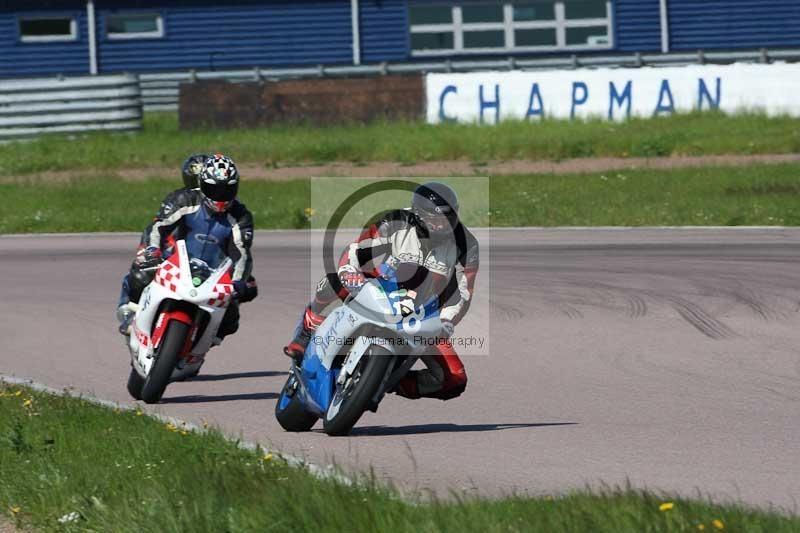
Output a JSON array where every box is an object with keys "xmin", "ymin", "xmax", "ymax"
[
  {"xmin": 275, "ymin": 371, "xmax": 318, "ymax": 432},
  {"xmin": 323, "ymin": 344, "xmax": 392, "ymax": 436},
  {"xmin": 140, "ymin": 320, "xmax": 190, "ymax": 404},
  {"xmin": 126, "ymin": 367, "xmax": 144, "ymax": 400}
]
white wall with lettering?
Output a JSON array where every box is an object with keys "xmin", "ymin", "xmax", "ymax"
[{"xmin": 426, "ymin": 63, "xmax": 800, "ymax": 123}]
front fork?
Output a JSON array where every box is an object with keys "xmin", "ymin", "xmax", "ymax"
[
  {"xmin": 288, "ymin": 360, "xmax": 326, "ymax": 417},
  {"xmin": 369, "ymin": 353, "xmax": 420, "ymax": 409}
]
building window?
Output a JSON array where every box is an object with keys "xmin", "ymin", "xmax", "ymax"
[
  {"xmin": 106, "ymin": 13, "xmax": 164, "ymax": 40},
  {"xmin": 18, "ymin": 17, "xmax": 77, "ymax": 43},
  {"xmin": 409, "ymin": 1, "xmax": 612, "ymax": 55}
]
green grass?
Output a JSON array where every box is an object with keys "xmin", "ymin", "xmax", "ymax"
[
  {"xmin": 2, "ymin": 164, "xmax": 800, "ymax": 233},
  {"xmin": 494, "ymin": 163, "xmax": 800, "ymax": 226},
  {"xmin": 1, "ymin": 112, "xmax": 799, "ymax": 175},
  {"xmin": 1, "ymin": 383, "xmax": 797, "ymax": 532}
]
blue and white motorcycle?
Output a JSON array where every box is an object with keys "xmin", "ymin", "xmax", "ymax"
[{"xmin": 275, "ymin": 264, "xmax": 443, "ymax": 436}]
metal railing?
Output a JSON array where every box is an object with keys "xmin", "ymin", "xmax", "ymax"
[
  {"xmin": 0, "ymin": 73, "xmax": 142, "ymax": 141},
  {"xmin": 138, "ymin": 47, "xmax": 800, "ymax": 111}
]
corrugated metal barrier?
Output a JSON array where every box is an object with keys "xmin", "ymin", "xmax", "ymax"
[
  {"xmin": 0, "ymin": 74, "xmax": 142, "ymax": 141},
  {"xmin": 3, "ymin": 48, "xmax": 800, "ymax": 121}
]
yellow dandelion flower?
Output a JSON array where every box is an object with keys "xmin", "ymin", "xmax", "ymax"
[
  {"xmin": 697, "ymin": 525, "xmax": 706, "ymax": 531},
  {"xmin": 165, "ymin": 423, "xmax": 177, "ymax": 432},
  {"xmin": 180, "ymin": 431, "xmax": 189, "ymax": 436},
  {"xmin": 22, "ymin": 399, "xmax": 33, "ymax": 408},
  {"xmin": 14, "ymin": 390, "xmax": 22, "ymax": 397},
  {"xmin": 659, "ymin": 502, "xmax": 675, "ymax": 512},
  {"xmin": 262, "ymin": 453, "xmax": 274, "ymax": 462},
  {"xmin": 9, "ymin": 506, "xmax": 20, "ymax": 515},
  {"xmin": 304, "ymin": 207, "xmax": 316, "ymax": 217},
  {"xmin": 135, "ymin": 409, "xmax": 143, "ymax": 416},
  {"xmin": 712, "ymin": 519, "xmax": 724, "ymax": 530}
]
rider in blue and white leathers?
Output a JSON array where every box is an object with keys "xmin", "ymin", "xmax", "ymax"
[
  {"xmin": 117, "ymin": 154, "xmax": 257, "ymax": 341},
  {"xmin": 117, "ymin": 153, "xmax": 207, "ymax": 328}
]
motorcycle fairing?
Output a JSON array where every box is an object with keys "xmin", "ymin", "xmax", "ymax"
[
  {"xmin": 129, "ymin": 240, "xmax": 233, "ymax": 378},
  {"xmin": 296, "ymin": 277, "xmax": 443, "ymax": 414}
]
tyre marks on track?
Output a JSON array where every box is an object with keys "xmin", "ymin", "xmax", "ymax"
[
  {"xmin": 491, "ymin": 244, "xmax": 800, "ymax": 340},
  {"xmin": 625, "ymin": 293, "xmax": 648, "ymax": 319},
  {"xmin": 660, "ymin": 295, "xmax": 736, "ymax": 340},
  {"xmin": 489, "ymin": 298, "xmax": 525, "ymax": 321}
]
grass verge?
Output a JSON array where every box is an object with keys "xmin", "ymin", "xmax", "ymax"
[
  {"xmin": 1, "ymin": 112, "xmax": 799, "ymax": 175},
  {"xmin": 2, "ymin": 164, "xmax": 800, "ymax": 233},
  {"xmin": 1, "ymin": 383, "xmax": 797, "ymax": 532}
]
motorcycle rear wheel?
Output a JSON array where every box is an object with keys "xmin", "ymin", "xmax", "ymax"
[
  {"xmin": 140, "ymin": 320, "xmax": 190, "ymax": 404},
  {"xmin": 323, "ymin": 344, "xmax": 392, "ymax": 436}
]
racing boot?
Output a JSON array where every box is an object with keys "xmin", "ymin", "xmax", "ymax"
[
  {"xmin": 116, "ymin": 303, "xmax": 136, "ymax": 336},
  {"xmin": 283, "ymin": 306, "xmax": 324, "ymax": 361},
  {"xmin": 392, "ymin": 372, "xmax": 422, "ymax": 399}
]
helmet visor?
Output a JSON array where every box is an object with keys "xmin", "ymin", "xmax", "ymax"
[
  {"xmin": 188, "ymin": 161, "xmax": 204, "ymax": 177},
  {"xmin": 202, "ymin": 181, "xmax": 238, "ymax": 202},
  {"xmin": 418, "ymin": 210, "xmax": 453, "ymax": 234}
]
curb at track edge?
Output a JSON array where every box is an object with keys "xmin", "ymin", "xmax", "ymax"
[{"xmin": 0, "ymin": 373, "xmax": 353, "ymax": 488}]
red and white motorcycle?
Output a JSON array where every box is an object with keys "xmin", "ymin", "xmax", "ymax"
[{"xmin": 125, "ymin": 240, "xmax": 234, "ymax": 403}]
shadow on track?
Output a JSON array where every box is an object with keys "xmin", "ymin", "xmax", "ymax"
[
  {"xmin": 161, "ymin": 391, "xmax": 279, "ymax": 404},
  {"xmin": 348, "ymin": 422, "xmax": 577, "ymax": 436},
  {"xmin": 189, "ymin": 370, "xmax": 288, "ymax": 382}
]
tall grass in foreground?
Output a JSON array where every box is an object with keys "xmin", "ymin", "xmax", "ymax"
[
  {"xmin": 1, "ymin": 112, "xmax": 799, "ymax": 175},
  {"xmin": 1, "ymin": 384, "xmax": 797, "ymax": 532},
  {"xmin": 2, "ymin": 164, "xmax": 800, "ymax": 233}
]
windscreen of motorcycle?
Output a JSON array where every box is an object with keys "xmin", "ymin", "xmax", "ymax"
[
  {"xmin": 349, "ymin": 262, "xmax": 442, "ymax": 337},
  {"xmin": 385, "ymin": 262, "xmax": 441, "ymax": 316},
  {"xmin": 184, "ymin": 237, "xmax": 227, "ymax": 271},
  {"xmin": 166, "ymin": 237, "xmax": 227, "ymax": 286}
]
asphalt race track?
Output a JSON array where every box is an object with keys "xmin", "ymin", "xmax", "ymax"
[{"xmin": 1, "ymin": 229, "xmax": 799, "ymax": 510}]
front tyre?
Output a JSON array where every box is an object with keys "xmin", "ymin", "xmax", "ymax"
[
  {"xmin": 127, "ymin": 367, "xmax": 144, "ymax": 400},
  {"xmin": 323, "ymin": 344, "xmax": 392, "ymax": 436},
  {"xmin": 140, "ymin": 320, "xmax": 190, "ymax": 404},
  {"xmin": 275, "ymin": 371, "xmax": 318, "ymax": 432}
]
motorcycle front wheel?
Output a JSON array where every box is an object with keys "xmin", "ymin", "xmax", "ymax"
[
  {"xmin": 126, "ymin": 367, "xmax": 144, "ymax": 400},
  {"xmin": 323, "ymin": 344, "xmax": 392, "ymax": 436},
  {"xmin": 140, "ymin": 320, "xmax": 190, "ymax": 404},
  {"xmin": 275, "ymin": 370, "xmax": 319, "ymax": 432}
]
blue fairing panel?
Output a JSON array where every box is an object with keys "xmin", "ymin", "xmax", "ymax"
[{"xmin": 301, "ymin": 341, "xmax": 337, "ymax": 413}]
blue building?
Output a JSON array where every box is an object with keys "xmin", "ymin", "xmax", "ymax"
[{"xmin": 2, "ymin": 0, "xmax": 800, "ymax": 78}]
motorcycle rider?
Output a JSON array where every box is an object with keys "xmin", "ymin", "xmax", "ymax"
[
  {"xmin": 117, "ymin": 154, "xmax": 206, "ymax": 333},
  {"xmin": 117, "ymin": 154, "xmax": 258, "ymax": 335},
  {"xmin": 284, "ymin": 182, "xmax": 479, "ymax": 400},
  {"xmin": 139, "ymin": 153, "xmax": 209, "ymax": 246},
  {"xmin": 117, "ymin": 154, "xmax": 258, "ymax": 342}
]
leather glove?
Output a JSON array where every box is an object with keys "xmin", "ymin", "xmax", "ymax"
[
  {"xmin": 440, "ymin": 320, "xmax": 455, "ymax": 338},
  {"xmin": 338, "ymin": 265, "xmax": 366, "ymax": 291},
  {"xmin": 234, "ymin": 276, "xmax": 259, "ymax": 303},
  {"xmin": 135, "ymin": 246, "xmax": 163, "ymax": 269}
]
